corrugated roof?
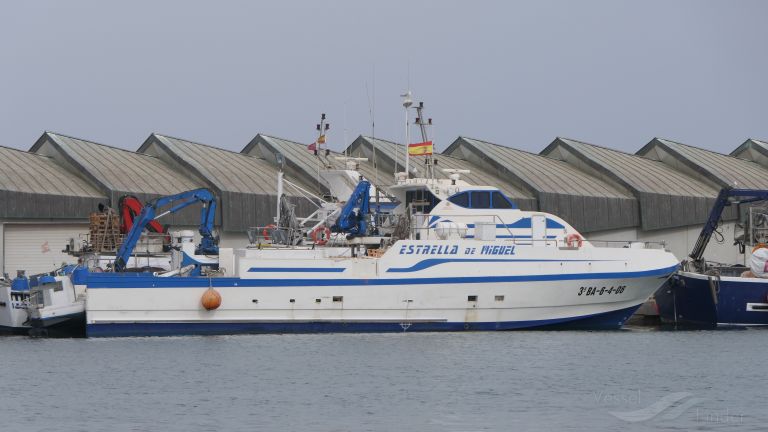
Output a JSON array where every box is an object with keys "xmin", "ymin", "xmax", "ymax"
[
  {"xmin": 243, "ymin": 134, "xmax": 349, "ymax": 195},
  {"xmin": 542, "ymin": 137, "xmax": 720, "ymax": 230},
  {"xmin": 444, "ymin": 137, "xmax": 639, "ymax": 232},
  {"xmin": 0, "ymin": 146, "xmax": 102, "ymax": 197},
  {"xmin": 140, "ymin": 134, "xmax": 317, "ymax": 231},
  {"xmin": 346, "ymin": 136, "xmax": 537, "ymax": 209},
  {"xmin": 31, "ymin": 132, "xmax": 202, "ymax": 196},
  {"xmin": 544, "ymin": 138, "xmax": 719, "ymax": 196},
  {"xmin": 447, "ymin": 137, "xmax": 633, "ymax": 197},
  {"xmin": 28, "ymin": 132, "xmax": 208, "ymax": 225},
  {"xmin": 731, "ymin": 139, "xmax": 768, "ymax": 167},
  {"xmin": 0, "ymin": 145, "xmax": 106, "ymax": 220},
  {"xmin": 145, "ymin": 134, "xmax": 290, "ymax": 195},
  {"xmin": 638, "ymin": 138, "xmax": 768, "ymax": 190}
]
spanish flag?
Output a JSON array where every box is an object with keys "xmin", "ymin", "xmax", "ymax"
[
  {"xmin": 317, "ymin": 134, "xmax": 326, "ymax": 144},
  {"xmin": 408, "ymin": 141, "xmax": 433, "ymax": 156}
]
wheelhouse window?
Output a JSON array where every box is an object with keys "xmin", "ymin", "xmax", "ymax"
[
  {"xmin": 406, "ymin": 189, "xmax": 441, "ymax": 213},
  {"xmin": 492, "ymin": 191, "xmax": 515, "ymax": 209},
  {"xmin": 470, "ymin": 191, "xmax": 491, "ymax": 209},
  {"xmin": 448, "ymin": 192, "xmax": 469, "ymax": 208}
]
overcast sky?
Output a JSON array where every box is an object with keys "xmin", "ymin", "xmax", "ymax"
[{"xmin": 2, "ymin": 1, "xmax": 766, "ymax": 155}]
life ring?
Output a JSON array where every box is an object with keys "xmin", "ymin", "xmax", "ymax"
[
  {"xmin": 311, "ymin": 226, "xmax": 332, "ymax": 245},
  {"xmin": 262, "ymin": 224, "xmax": 277, "ymax": 241},
  {"xmin": 566, "ymin": 233, "xmax": 583, "ymax": 248},
  {"xmin": 752, "ymin": 243, "xmax": 768, "ymax": 253}
]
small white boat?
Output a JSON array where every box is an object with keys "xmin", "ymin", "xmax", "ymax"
[
  {"xmin": 0, "ymin": 274, "xmax": 31, "ymax": 334},
  {"xmin": 25, "ymin": 268, "xmax": 86, "ymax": 337}
]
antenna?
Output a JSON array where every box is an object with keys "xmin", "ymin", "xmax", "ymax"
[
  {"xmin": 413, "ymin": 101, "xmax": 434, "ymax": 180},
  {"xmin": 401, "ymin": 90, "xmax": 412, "ymax": 180},
  {"xmin": 365, "ymin": 67, "xmax": 378, "ymax": 189},
  {"xmin": 314, "ymin": 113, "xmax": 330, "ymax": 196},
  {"xmin": 343, "ymin": 102, "xmax": 348, "ymax": 158}
]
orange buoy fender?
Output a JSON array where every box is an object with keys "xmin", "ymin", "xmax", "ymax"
[
  {"xmin": 201, "ymin": 287, "xmax": 222, "ymax": 311},
  {"xmin": 566, "ymin": 233, "xmax": 583, "ymax": 248}
]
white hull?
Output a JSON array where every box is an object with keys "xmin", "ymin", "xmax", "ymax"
[
  {"xmin": 83, "ymin": 240, "xmax": 678, "ymax": 336},
  {"xmin": 0, "ymin": 283, "xmax": 30, "ymax": 333}
]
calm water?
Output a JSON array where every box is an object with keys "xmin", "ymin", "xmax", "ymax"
[{"xmin": 1, "ymin": 328, "xmax": 765, "ymax": 432}]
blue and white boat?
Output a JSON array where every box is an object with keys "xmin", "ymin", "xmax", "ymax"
[
  {"xmin": 69, "ymin": 160, "xmax": 678, "ymax": 337},
  {"xmin": 0, "ymin": 273, "xmax": 31, "ymax": 334},
  {"xmin": 656, "ymin": 188, "xmax": 768, "ymax": 327}
]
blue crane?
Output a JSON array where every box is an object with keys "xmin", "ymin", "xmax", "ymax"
[
  {"xmin": 113, "ymin": 188, "xmax": 218, "ymax": 272},
  {"xmin": 332, "ymin": 180, "xmax": 371, "ymax": 237},
  {"xmin": 689, "ymin": 187, "xmax": 768, "ymax": 265}
]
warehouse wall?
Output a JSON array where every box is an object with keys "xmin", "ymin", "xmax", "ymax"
[
  {"xmin": 0, "ymin": 223, "xmax": 4, "ymax": 278},
  {"xmin": 589, "ymin": 221, "xmax": 743, "ymax": 264},
  {"xmin": 1, "ymin": 220, "xmax": 90, "ymax": 275}
]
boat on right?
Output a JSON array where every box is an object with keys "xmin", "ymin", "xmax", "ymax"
[{"xmin": 656, "ymin": 188, "xmax": 768, "ymax": 327}]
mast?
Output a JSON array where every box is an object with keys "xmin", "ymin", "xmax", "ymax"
[
  {"xmin": 414, "ymin": 101, "xmax": 434, "ymax": 180},
  {"xmin": 401, "ymin": 91, "xmax": 413, "ymax": 179},
  {"xmin": 315, "ymin": 113, "xmax": 330, "ymax": 196}
]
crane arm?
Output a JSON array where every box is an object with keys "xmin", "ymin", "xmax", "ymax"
[
  {"xmin": 689, "ymin": 188, "xmax": 768, "ymax": 262},
  {"xmin": 332, "ymin": 180, "xmax": 371, "ymax": 237},
  {"xmin": 114, "ymin": 188, "xmax": 217, "ymax": 272}
]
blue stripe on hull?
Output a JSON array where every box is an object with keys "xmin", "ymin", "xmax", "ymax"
[
  {"xmin": 84, "ymin": 265, "xmax": 678, "ymax": 289},
  {"xmin": 86, "ymin": 305, "xmax": 640, "ymax": 337},
  {"xmin": 656, "ymin": 274, "xmax": 768, "ymax": 327}
]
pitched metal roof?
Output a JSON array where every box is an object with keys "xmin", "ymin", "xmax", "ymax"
[
  {"xmin": 243, "ymin": 134, "xmax": 354, "ymax": 195},
  {"xmin": 0, "ymin": 145, "xmax": 105, "ymax": 219},
  {"xmin": 144, "ymin": 134, "xmax": 294, "ymax": 195},
  {"xmin": 346, "ymin": 136, "xmax": 537, "ymax": 210},
  {"xmin": 140, "ymin": 134, "xmax": 317, "ymax": 231},
  {"xmin": 0, "ymin": 146, "xmax": 102, "ymax": 198},
  {"xmin": 444, "ymin": 137, "xmax": 639, "ymax": 232},
  {"xmin": 730, "ymin": 139, "xmax": 768, "ymax": 167},
  {"xmin": 29, "ymin": 132, "xmax": 207, "ymax": 225},
  {"xmin": 638, "ymin": 138, "xmax": 768, "ymax": 190},
  {"xmin": 31, "ymin": 132, "xmax": 202, "ymax": 197},
  {"xmin": 542, "ymin": 137, "xmax": 721, "ymax": 230}
]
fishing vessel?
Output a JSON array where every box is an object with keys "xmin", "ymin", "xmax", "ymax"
[
  {"xmin": 70, "ymin": 107, "xmax": 678, "ymax": 337},
  {"xmin": 656, "ymin": 188, "xmax": 768, "ymax": 327}
]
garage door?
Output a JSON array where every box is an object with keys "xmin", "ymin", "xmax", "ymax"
[{"xmin": 3, "ymin": 224, "xmax": 89, "ymax": 275}]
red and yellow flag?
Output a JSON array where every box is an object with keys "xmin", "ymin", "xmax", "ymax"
[{"xmin": 408, "ymin": 141, "xmax": 433, "ymax": 156}]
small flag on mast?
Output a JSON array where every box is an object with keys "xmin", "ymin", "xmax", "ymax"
[
  {"xmin": 307, "ymin": 142, "xmax": 316, "ymax": 152},
  {"xmin": 408, "ymin": 141, "xmax": 433, "ymax": 156}
]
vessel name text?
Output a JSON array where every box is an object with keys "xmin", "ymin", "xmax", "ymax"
[
  {"xmin": 480, "ymin": 245, "xmax": 516, "ymax": 256},
  {"xmin": 399, "ymin": 244, "xmax": 460, "ymax": 255}
]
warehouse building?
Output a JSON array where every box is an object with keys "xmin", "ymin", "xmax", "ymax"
[
  {"xmin": 0, "ymin": 144, "xmax": 106, "ymax": 275},
  {"xmin": 730, "ymin": 138, "xmax": 768, "ymax": 167},
  {"xmin": 541, "ymin": 137, "xmax": 732, "ymax": 261},
  {"xmin": 139, "ymin": 134, "xmax": 317, "ymax": 245},
  {"xmin": 242, "ymin": 134, "xmax": 384, "ymax": 198},
  {"xmin": 444, "ymin": 137, "xmax": 638, "ymax": 232},
  {"xmin": 2, "ymin": 130, "xmax": 767, "ymax": 274}
]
